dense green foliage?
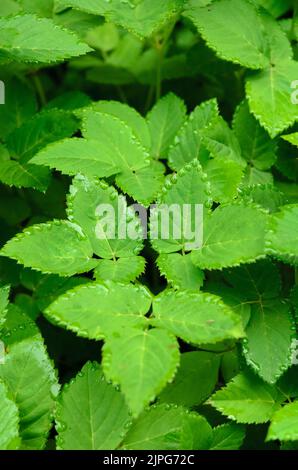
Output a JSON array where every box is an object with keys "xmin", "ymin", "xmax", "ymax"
[{"xmin": 0, "ymin": 0, "xmax": 297, "ymax": 451}]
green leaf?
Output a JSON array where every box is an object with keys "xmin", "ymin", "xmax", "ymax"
[
  {"xmin": 191, "ymin": 203, "xmax": 267, "ymax": 270},
  {"xmin": 0, "ymin": 285, "xmax": 10, "ymax": 327},
  {"xmin": 56, "ymin": 362, "xmax": 131, "ymax": 450},
  {"xmin": 203, "ymin": 159, "xmax": 244, "ymax": 204},
  {"xmin": 209, "ymin": 423, "xmax": 245, "ymax": 450},
  {"xmin": 277, "ymin": 366, "xmax": 298, "ymax": 400},
  {"xmin": 202, "ymin": 116, "xmax": 246, "ymax": 168},
  {"xmin": 31, "ymin": 138, "xmax": 124, "ymax": 178},
  {"xmin": 233, "ymin": 100, "xmax": 277, "ymax": 170},
  {"xmin": 14, "ymin": 294, "xmax": 39, "ymax": 321},
  {"xmin": 184, "ymin": 0, "xmax": 269, "ymax": 69},
  {"xmin": 0, "ymin": 14, "xmax": 91, "ymax": 63},
  {"xmin": 222, "ymin": 260, "xmax": 281, "ymax": 301},
  {"xmin": 121, "ymin": 404, "xmax": 212, "ymax": 450},
  {"xmin": 81, "ymin": 111, "xmax": 150, "ymax": 173},
  {"xmin": 246, "ymin": 60, "xmax": 298, "ymax": 138},
  {"xmin": 0, "ymin": 380, "xmax": 19, "ymax": 450},
  {"xmin": 275, "ymin": 138, "xmax": 298, "ymax": 183},
  {"xmin": 255, "ymin": 0, "xmax": 292, "ymax": 18},
  {"xmin": 151, "ymin": 289, "xmax": 244, "ymax": 345},
  {"xmin": 147, "ymin": 93, "xmax": 186, "ymax": 159},
  {"xmin": 266, "ymin": 204, "xmax": 298, "ymax": 265},
  {"xmin": 0, "ymin": 159, "xmax": 51, "ymax": 192},
  {"xmin": 103, "ymin": 328, "xmax": 179, "ymax": 417},
  {"xmin": 243, "ymin": 300, "xmax": 293, "ymax": 384},
  {"xmin": 21, "ymin": 0, "xmax": 54, "ymax": 17},
  {"xmin": 206, "ymin": 283, "xmax": 251, "ymax": 329},
  {"xmin": 0, "ymin": 220, "xmax": 97, "ymax": 276},
  {"xmin": 159, "ymin": 351, "xmax": 220, "ymax": 408},
  {"xmin": 107, "ymin": 0, "xmax": 184, "ymax": 38},
  {"xmin": 0, "ymin": 78, "xmax": 37, "ymax": 139},
  {"xmin": 267, "ymin": 401, "xmax": 298, "ymax": 442},
  {"xmin": 239, "ymin": 184, "xmax": 284, "ymax": 213},
  {"xmin": 282, "ymin": 132, "xmax": 298, "ymax": 147},
  {"xmin": 67, "ymin": 175, "xmax": 143, "ymax": 258},
  {"xmin": 86, "ymin": 100, "xmax": 151, "ymax": 149},
  {"xmin": 0, "ymin": 304, "xmax": 40, "ymax": 346},
  {"xmin": 85, "ymin": 23, "xmax": 119, "ymax": 52},
  {"xmin": 0, "ymin": 0, "xmax": 21, "ymax": 16},
  {"xmin": 157, "ymin": 253, "xmax": 204, "ymax": 290},
  {"xmin": 45, "ymin": 91, "xmax": 91, "ymax": 111},
  {"xmin": 45, "ymin": 281, "xmax": 152, "ymax": 340},
  {"xmin": 168, "ymin": 98, "xmax": 218, "ymax": 171},
  {"xmin": 34, "ymin": 275, "xmax": 88, "ymax": 311},
  {"xmin": 150, "ymin": 160, "xmax": 212, "ymax": 254},
  {"xmin": 7, "ymin": 110, "xmax": 78, "ymax": 163},
  {"xmin": 54, "ymin": 0, "xmax": 107, "ymax": 16},
  {"xmin": 209, "ymin": 371, "xmax": 283, "ymax": 424},
  {"xmin": 0, "ymin": 338, "xmax": 58, "ymax": 449},
  {"xmin": 94, "ymin": 256, "xmax": 146, "ymax": 283},
  {"xmin": 64, "ymin": 0, "xmax": 184, "ymax": 38},
  {"xmin": 244, "ymin": 167, "xmax": 273, "ymax": 186},
  {"xmin": 116, "ymin": 161, "xmax": 165, "ymax": 206}
]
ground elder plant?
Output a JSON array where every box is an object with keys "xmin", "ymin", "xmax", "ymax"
[{"xmin": 0, "ymin": 0, "xmax": 297, "ymax": 452}]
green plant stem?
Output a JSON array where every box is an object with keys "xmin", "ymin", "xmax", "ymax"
[
  {"xmin": 32, "ymin": 73, "xmax": 47, "ymax": 107},
  {"xmin": 153, "ymin": 17, "xmax": 177, "ymax": 103},
  {"xmin": 155, "ymin": 46, "xmax": 163, "ymax": 102},
  {"xmin": 144, "ymin": 83, "xmax": 155, "ymax": 113}
]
